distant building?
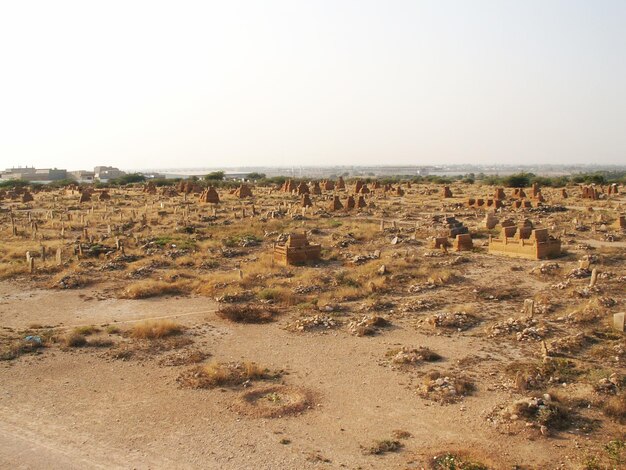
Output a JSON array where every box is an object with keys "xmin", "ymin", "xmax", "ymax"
[
  {"xmin": 143, "ymin": 172, "xmax": 166, "ymax": 179},
  {"xmin": 0, "ymin": 167, "xmax": 67, "ymax": 182},
  {"xmin": 94, "ymin": 166, "xmax": 126, "ymax": 181},
  {"xmin": 69, "ymin": 170, "xmax": 95, "ymax": 182}
]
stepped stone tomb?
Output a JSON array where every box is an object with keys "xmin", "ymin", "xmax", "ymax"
[
  {"xmin": 273, "ymin": 232, "xmax": 321, "ymax": 266},
  {"xmin": 488, "ymin": 226, "xmax": 561, "ymax": 260}
]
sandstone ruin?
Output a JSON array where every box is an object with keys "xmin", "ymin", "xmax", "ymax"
[
  {"xmin": 79, "ymin": 191, "xmax": 92, "ymax": 203},
  {"xmin": 453, "ymin": 233, "xmax": 473, "ymax": 251},
  {"xmin": 144, "ymin": 182, "xmax": 157, "ymax": 194},
  {"xmin": 273, "ymin": 232, "xmax": 321, "ymax": 266},
  {"xmin": 301, "ymin": 194, "xmax": 312, "ymax": 207},
  {"xmin": 199, "ymin": 187, "xmax": 220, "ymax": 204},
  {"xmin": 235, "ymin": 184, "xmax": 253, "ymax": 198},
  {"xmin": 98, "ymin": 190, "xmax": 111, "ymax": 201},
  {"xmin": 297, "ymin": 182, "xmax": 309, "ymax": 195},
  {"xmin": 488, "ymin": 227, "xmax": 561, "ymax": 260},
  {"xmin": 328, "ymin": 195, "xmax": 343, "ymax": 211},
  {"xmin": 310, "ymin": 182, "xmax": 322, "ymax": 195}
]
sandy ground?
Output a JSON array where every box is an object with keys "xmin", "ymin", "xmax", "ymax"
[{"xmin": 0, "ymin": 278, "xmax": 608, "ymax": 470}]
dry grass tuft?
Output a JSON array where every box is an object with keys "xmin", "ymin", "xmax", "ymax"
[
  {"xmin": 506, "ymin": 358, "xmax": 580, "ymax": 391},
  {"xmin": 129, "ymin": 320, "xmax": 183, "ymax": 339},
  {"xmin": 123, "ymin": 280, "xmax": 187, "ymax": 299},
  {"xmin": 0, "ymin": 338, "xmax": 44, "ymax": 360},
  {"xmin": 178, "ymin": 361, "xmax": 277, "ymax": 389},
  {"xmin": 73, "ymin": 325, "xmax": 100, "ymax": 336},
  {"xmin": 603, "ymin": 394, "xmax": 626, "ymax": 423},
  {"xmin": 256, "ymin": 287, "xmax": 302, "ymax": 306},
  {"xmin": 0, "ymin": 263, "xmax": 28, "ymax": 280}
]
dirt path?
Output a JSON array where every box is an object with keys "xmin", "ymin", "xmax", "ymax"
[
  {"xmin": 0, "ymin": 282, "xmax": 217, "ymax": 329},
  {"xmin": 0, "ymin": 282, "xmax": 598, "ymax": 469}
]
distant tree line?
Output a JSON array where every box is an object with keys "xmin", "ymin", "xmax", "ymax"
[{"xmin": 0, "ymin": 170, "xmax": 623, "ymax": 191}]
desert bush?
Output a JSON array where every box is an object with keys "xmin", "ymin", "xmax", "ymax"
[
  {"xmin": 86, "ymin": 338, "xmax": 114, "ymax": 348},
  {"xmin": 217, "ymin": 305, "xmax": 277, "ymax": 323},
  {"xmin": 507, "ymin": 358, "xmax": 580, "ymax": 391},
  {"xmin": 365, "ymin": 439, "xmax": 403, "ymax": 455},
  {"xmin": 388, "ymin": 347, "xmax": 441, "ymax": 365},
  {"xmin": 604, "ymin": 439, "xmax": 625, "ymax": 467},
  {"xmin": 130, "ymin": 320, "xmax": 183, "ymax": 339},
  {"xmin": 511, "ymin": 396, "xmax": 571, "ymax": 430},
  {"xmin": 178, "ymin": 361, "xmax": 277, "ymax": 388},
  {"xmin": 52, "ymin": 271, "xmax": 92, "ymax": 289},
  {"xmin": 257, "ymin": 288, "xmax": 281, "ymax": 301},
  {"xmin": 420, "ymin": 371, "xmax": 475, "ymax": 403},
  {"xmin": 0, "ymin": 339, "xmax": 43, "ymax": 360},
  {"xmin": 431, "ymin": 453, "xmax": 489, "ymax": 470},
  {"xmin": 74, "ymin": 325, "xmax": 100, "ymax": 336},
  {"xmin": 603, "ymin": 394, "xmax": 626, "ymax": 422},
  {"xmin": 64, "ymin": 332, "xmax": 87, "ymax": 347},
  {"xmin": 256, "ymin": 287, "xmax": 301, "ymax": 306}
]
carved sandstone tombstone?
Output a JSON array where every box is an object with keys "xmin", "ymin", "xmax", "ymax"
[
  {"xmin": 22, "ymin": 191, "xmax": 34, "ymax": 203},
  {"xmin": 614, "ymin": 312, "xmax": 625, "ymax": 333},
  {"xmin": 328, "ymin": 195, "xmax": 343, "ymax": 211},
  {"xmin": 494, "ymin": 188, "xmax": 506, "ymax": 200},
  {"xmin": 79, "ymin": 191, "xmax": 92, "ymax": 203},
  {"xmin": 199, "ymin": 187, "xmax": 220, "ymax": 204},
  {"xmin": 235, "ymin": 184, "xmax": 253, "ymax": 198},
  {"xmin": 273, "ymin": 232, "xmax": 321, "ymax": 266},
  {"xmin": 484, "ymin": 212, "xmax": 499, "ymax": 230},
  {"xmin": 453, "ymin": 233, "xmax": 473, "ymax": 251},
  {"xmin": 296, "ymin": 182, "xmax": 309, "ymax": 195}
]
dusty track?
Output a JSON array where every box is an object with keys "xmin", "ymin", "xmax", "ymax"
[{"xmin": 1, "ymin": 281, "xmax": 610, "ymax": 469}]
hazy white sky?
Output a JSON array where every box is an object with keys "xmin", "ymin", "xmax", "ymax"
[{"xmin": 1, "ymin": 0, "xmax": 625, "ymax": 170}]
